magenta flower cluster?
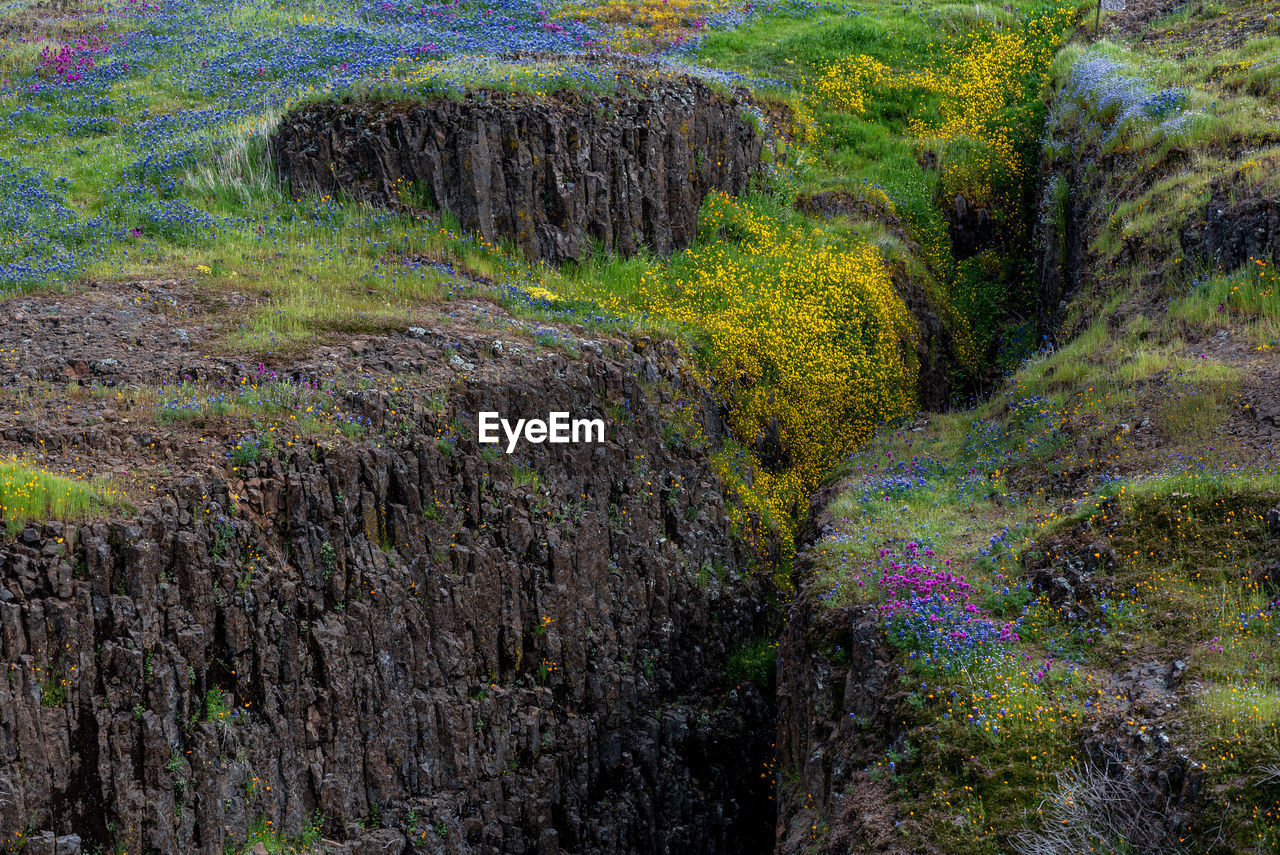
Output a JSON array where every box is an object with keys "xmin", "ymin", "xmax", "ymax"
[
  {"xmin": 38, "ymin": 34, "xmax": 111, "ymax": 85},
  {"xmin": 877, "ymin": 542, "xmax": 1021, "ymax": 671}
]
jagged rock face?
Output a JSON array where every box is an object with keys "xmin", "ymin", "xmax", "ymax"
[
  {"xmin": 1077, "ymin": 663, "xmax": 1206, "ymax": 851},
  {"xmin": 0, "ymin": 342, "xmax": 774, "ymax": 854},
  {"xmin": 945, "ymin": 194, "xmax": 996, "ymax": 261},
  {"xmin": 1033, "ymin": 161, "xmax": 1093, "ymax": 343},
  {"xmin": 1039, "ymin": 159, "xmax": 1280, "ymax": 342},
  {"xmin": 890, "ymin": 272, "xmax": 959, "ymax": 411},
  {"xmin": 773, "ymin": 602, "xmax": 899, "ymax": 855},
  {"xmin": 270, "ymin": 80, "xmax": 764, "ymax": 264},
  {"xmin": 1022, "ymin": 520, "xmax": 1118, "ymax": 618},
  {"xmin": 1183, "ymin": 186, "xmax": 1280, "ymax": 271},
  {"xmin": 1026, "ymin": 540, "xmax": 1115, "ymax": 614}
]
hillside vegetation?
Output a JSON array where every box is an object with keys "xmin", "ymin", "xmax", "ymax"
[
  {"xmin": 789, "ymin": 0, "xmax": 1280, "ymax": 851},
  {"xmin": 0, "ymin": 0, "xmax": 1082, "ymax": 562},
  {"xmin": 1, "ymin": 0, "xmax": 1279, "ymax": 851}
]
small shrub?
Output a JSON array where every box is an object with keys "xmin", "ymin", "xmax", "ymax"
[
  {"xmin": 319, "ymin": 541, "xmax": 336, "ymax": 579},
  {"xmin": 40, "ymin": 656, "xmax": 68, "ymax": 708},
  {"xmin": 203, "ymin": 688, "xmax": 233, "ymax": 723},
  {"xmin": 1012, "ymin": 764, "xmax": 1184, "ymax": 855},
  {"xmin": 229, "ymin": 433, "xmax": 275, "ymax": 467},
  {"xmin": 512, "ymin": 462, "xmax": 540, "ymax": 491}
]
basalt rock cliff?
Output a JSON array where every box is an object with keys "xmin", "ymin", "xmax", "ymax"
[
  {"xmin": 0, "ymin": 282, "xmax": 774, "ymax": 854},
  {"xmin": 270, "ymin": 76, "xmax": 764, "ymax": 265}
]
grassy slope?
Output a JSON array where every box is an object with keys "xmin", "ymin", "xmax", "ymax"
[
  {"xmin": 802, "ymin": 2, "xmax": 1280, "ymax": 852},
  {"xmin": 0, "ymin": 0, "xmax": 649, "ymax": 348},
  {"xmin": 1046, "ymin": 0, "xmax": 1280, "ymax": 334},
  {"xmin": 695, "ymin": 0, "xmax": 1072, "ymax": 368}
]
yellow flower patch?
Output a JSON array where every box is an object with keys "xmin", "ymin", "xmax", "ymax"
[{"xmin": 629, "ymin": 193, "xmax": 919, "ymax": 568}]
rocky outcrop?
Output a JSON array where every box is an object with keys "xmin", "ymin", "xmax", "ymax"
[
  {"xmin": 795, "ymin": 193, "xmax": 917, "ymax": 253},
  {"xmin": 1033, "ymin": 162, "xmax": 1094, "ymax": 342},
  {"xmin": 1023, "ymin": 522, "xmax": 1118, "ymax": 617},
  {"xmin": 891, "ymin": 272, "xmax": 960, "ymax": 411},
  {"xmin": 270, "ymin": 76, "xmax": 764, "ymax": 264},
  {"xmin": 1182, "ymin": 185, "xmax": 1280, "ymax": 271},
  {"xmin": 1039, "ymin": 148, "xmax": 1280, "ymax": 343},
  {"xmin": 0, "ymin": 324, "xmax": 775, "ymax": 853},
  {"xmin": 1061, "ymin": 661, "xmax": 1207, "ymax": 854}
]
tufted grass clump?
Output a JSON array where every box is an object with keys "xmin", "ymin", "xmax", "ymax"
[
  {"xmin": 183, "ymin": 116, "xmax": 284, "ymax": 209},
  {"xmin": 0, "ymin": 460, "xmax": 117, "ymax": 535},
  {"xmin": 1012, "ymin": 764, "xmax": 1180, "ymax": 855},
  {"xmin": 237, "ymin": 812, "xmax": 325, "ymax": 854},
  {"xmin": 726, "ymin": 636, "xmax": 778, "ymax": 688},
  {"xmin": 203, "ymin": 688, "xmax": 234, "ymax": 723},
  {"xmin": 1170, "ymin": 260, "xmax": 1280, "ymax": 348}
]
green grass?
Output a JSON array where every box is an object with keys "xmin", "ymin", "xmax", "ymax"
[
  {"xmin": 1188, "ymin": 652, "xmax": 1280, "ymax": 847},
  {"xmin": 0, "ymin": 39, "xmax": 59, "ymax": 76},
  {"xmin": 1010, "ymin": 306, "xmax": 1247, "ymax": 443},
  {"xmin": 203, "ymin": 688, "xmax": 234, "ymax": 723},
  {"xmin": 511, "ymin": 462, "xmax": 540, "ymax": 491},
  {"xmin": 1156, "ymin": 367, "xmax": 1242, "ymax": 440},
  {"xmin": 320, "ymin": 55, "xmax": 694, "ymax": 103},
  {"xmin": 39, "ymin": 656, "xmax": 68, "ymax": 708},
  {"xmin": 233, "ymin": 813, "xmax": 325, "ymax": 855},
  {"xmin": 0, "ymin": 72, "xmax": 539, "ymax": 349},
  {"xmin": 697, "ymin": 6, "xmax": 949, "ymax": 196},
  {"xmin": 184, "ymin": 126, "xmax": 286, "ymax": 209},
  {"xmin": 726, "ymin": 636, "xmax": 778, "ymax": 688},
  {"xmin": 1197, "ymin": 682, "xmax": 1280, "ymax": 742},
  {"xmin": 0, "ymin": 461, "xmax": 118, "ymax": 534},
  {"xmin": 1039, "ymin": 0, "xmax": 1280, "ymax": 316},
  {"xmin": 808, "ymin": 249, "xmax": 1280, "ymax": 846},
  {"xmin": 1170, "ymin": 262, "xmax": 1280, "ymax": 347},
  {"xmin": 695, "ymin": 0, "xmax": 1078, "ymax": 364}
]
